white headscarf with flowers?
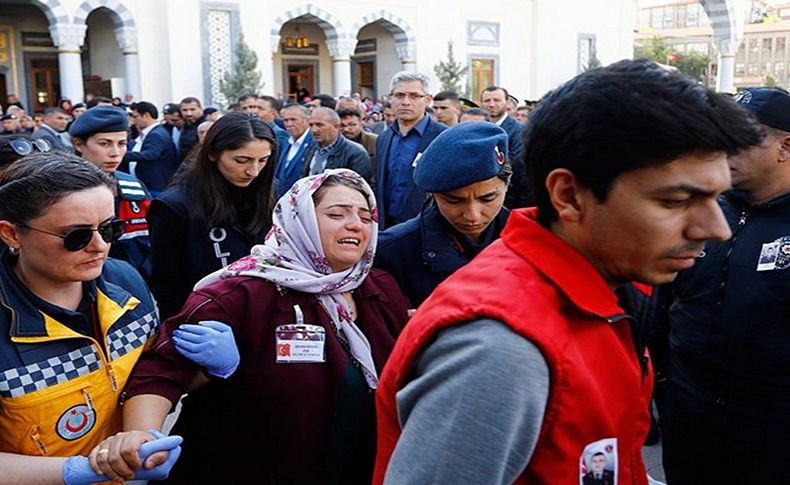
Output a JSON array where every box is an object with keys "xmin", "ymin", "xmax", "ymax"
[{"xmin": 195, "ymin": 168, "xmax": 380, "ymax": 388}]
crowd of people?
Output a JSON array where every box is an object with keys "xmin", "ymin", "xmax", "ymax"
[{"xmin": 0, "ymin": 59, "xmax": 787, "ymax": 485}]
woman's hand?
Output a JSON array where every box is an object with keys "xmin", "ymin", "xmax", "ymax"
[{"xmin": 173, "ymin": 320, "xmax": 240, "ymax": 378}]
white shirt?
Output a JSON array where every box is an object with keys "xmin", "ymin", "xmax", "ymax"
[
  {"xmin": 494, "ymin": 112, "xmax": 509, "ymax": 126},
  {"xmin": 286, "ymin": 129, "xmax": 310, "ymax": 162},
  {"xmin": 133, "ymin": 121, "xmax": 159, "ymax": 153}
]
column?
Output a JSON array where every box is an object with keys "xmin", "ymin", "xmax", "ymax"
[
  {"xmin": 49, "ymin": 23, "xmax": 87, "ymax": 103},
  {"xmin": 115, "ymin": 27, "xmax": 141, "ymax": 102},
  {"xmin": 327, "ymin": 38, "xmax": 355, "ymax": 97},
  {"xmin": 715, "ymin": 38, "xmax": 740, "ymax": 93},
  {"xmin": 396, "ymin": 42, "xmax": 417, "ymax": 71}
]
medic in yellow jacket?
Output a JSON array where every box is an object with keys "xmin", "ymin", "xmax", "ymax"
[{"xmin": 0, "ymin": 254, "xmax": 158, "ymax": 458}]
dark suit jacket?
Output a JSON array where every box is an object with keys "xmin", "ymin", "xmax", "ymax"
[
  {"xmin": 33, "ymin": 124, "xmax": 69, "ymax": 152},
  {"xmin": 301, "ymin": 135, "xmax": 371, "ymax": 183},
  {"xmin": 274, "ymin": 132, "xmax": 315, "ymax": 198},
  {"xmin": 352, "ymin": 131, "xmax": 378, "ymax": 186},
  {"xmin": 374, "ymin": 116, "xmax": 446, "ymax": 229},
  {"xmin": 499, "ymin": 114, "xmax": 533, "ymax": 208},
  {"xmin": 123, "ymin": 124, "xmax": 178, "ymax": 193}
]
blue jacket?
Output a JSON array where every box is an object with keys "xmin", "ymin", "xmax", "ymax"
[
  {"xmin": 32, "ymin": 124, "xmax": 69, "ymax": 152},
  {"xmin": 375, "ymin": 116, "xmax": 446, "ymax": 228},
  {"xmin": 301, "ymin": 135, "xmax": 372, "ymax": 183},
  {"xmin": 123, "ymin": 124, "xmax": 178, "ymax": 194},
  {"xmin": 274, "ymin": 132, "xmax": 315, "ymax": 198},
  {"xmin": 664, "ymin": 190, "xmax": 790, "ymax": 435},
  {"xmin": 374, "ymin": 201, "xmax": 509, "ymax": 306}
]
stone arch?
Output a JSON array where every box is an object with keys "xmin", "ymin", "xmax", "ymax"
[
  {"xmin": 352, "ymin": 9, "xmax": 415, "ymax": 46},
  {"xmin": 270, "ymin": 3, "xmax": 350, "ymax": 53},
  {"xmin": 29, "ymin": 0, "xmax": 70, "ymax": 25},
  {"xmin": 73, "ymin": 0, "xmax": 135, "ymax": 28},
  {"xmin": 700, "ymin": 0, "xmax": 743, "ymax": 42}
]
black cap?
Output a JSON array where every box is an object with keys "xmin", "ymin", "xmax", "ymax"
[
  {"xmin": 1, "ymin": 114, "xmax": 17, "ymax": 121},
  {"xmin": 458, "ymin": 97, "xmax": 479, "ymax": 109},
  {"xmin": 162, "ymin": 103, "xmax": 178, "ymax": 114},
  {"xmin": 733, "ymin": 87, "xmax": 790, "ymax": 132}
]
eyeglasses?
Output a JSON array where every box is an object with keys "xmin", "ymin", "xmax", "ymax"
[
  {"xmin": 8, "ymin": 138, "xmax": 51, "ymax": 156},
  {"xmin": 390, "ymin": 92, "xmax": 427, "ymax": 101},
  {"xmin": 17, "ymin": 218, "xmax": 126, "ymax": 252}
]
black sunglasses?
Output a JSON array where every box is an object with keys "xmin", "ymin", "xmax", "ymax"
[
  {"xmin": 18, "ymin": 218, "xmax": 126, "ymax": 252},
  {"xmin": 9, "ymin": 138, "xmax": 51, "ymax": 156}
]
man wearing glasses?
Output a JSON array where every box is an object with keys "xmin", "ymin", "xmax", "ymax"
[{"xmin": 375, "ymin": 71, "xmax": 447, "ymax": 228}]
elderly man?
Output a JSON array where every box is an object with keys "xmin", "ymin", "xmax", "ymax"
[
  {"xmin": 376, "ymin": 71, "xmax": 446, "ymax": 228},
  {"xmin": 274, "ymin": 103, "xmax": 314, "ymax": 197},
  {"xmin": 373, "ymin": 59, "xmax": 762, "ymax": 484},
  {"xmin": 657, "ymin": 87, "xmax": 790, "ymax": 484},
  {"xmin": 302, "ymin": 107, "xmax": 371, "ymax": 182}
]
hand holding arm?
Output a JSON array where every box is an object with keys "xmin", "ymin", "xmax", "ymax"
[{"xmin": 173, "ymin": 320, "xmax": 240, "ymax": 378}]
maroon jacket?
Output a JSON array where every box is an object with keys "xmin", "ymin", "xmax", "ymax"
[{"xmin": 125, "ymin": 268, "xmax": 410, "ymax": 483}]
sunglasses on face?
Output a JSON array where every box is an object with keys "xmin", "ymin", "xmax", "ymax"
[
  {"xmin": 17, "ymin": 218, "xmax": 126, "ymax": 252},
  {"xmin": 9, "ymin": 138, "xmax": 51, "ymax": 156}
]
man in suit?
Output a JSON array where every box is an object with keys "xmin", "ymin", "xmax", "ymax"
[
  {"xmin": 302, "ymin": 107, "xmax": 371, "ymax": 182},
  {"xmin": 32, "ymin": 107, "xmax": 70, "ymax": 152},
  {"xmin": 376, "ymin": 71, "xmax": 447, "ymax": 228},
  {"xmin": 338, "ymin": 108, "xmax": 377, "ymax": 184},
  {"xmin": 275, "ymin": 103, "xmax": 314, "ymax": 197},
  {"xmin": 583, "ymin": 453, "xmax": 615, "ymax": 485},
  {"xmin": 124, "ymin": 101, "xmax": 178, "ymax": 196},
  {"xmin": 482, "ymin": 85, "xmax": 531, "ymax": 208}
]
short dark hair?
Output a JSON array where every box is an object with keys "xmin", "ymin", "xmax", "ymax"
[
  {"xmin": 237, "ymin": 94, "xmax": 258, "ymax": 103},
  {"xmin": 311, "ymin": 94, "xmax": 336, "ymax": 110},
  {"xmin": 86, "ymin": 96, "xmax": 111, "ymax": 109},
  {"xmin": 525, "ymin": 58, "xmax": 765, "ymax": 226},
  {"xmin": 258, "ymin": 95, "xmax": 282, "ymax": 112},
  {"xmin": 433, "ymin": 91, "xmax": 459, "ymax": 103},
  {"xmin": 482, "ymin": 86, "xmax": 509, "ymax": 99},
  {"xmin": 337, "ymin": 108, "xmax": 361, "ymax": 120},
  {"xmin": 131, "ymin": 101, "xmax": 158, "ymax": 119},
  {"xmin": 180, "ymin": 96, "xmax": 202, "ymax": 107},
  {"xmin": 177, "ymin": 112, "xmax": 278, "ymax": 234},
  {"xmin": 0, "ymin": 152, "xmax": 112, "ymax": 225}
]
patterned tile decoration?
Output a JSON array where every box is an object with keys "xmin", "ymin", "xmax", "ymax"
[
  {"xmin": 0, "ymin": 345, "xmax": 102, "ymax": 398},
  {"xmin": 207, "ymin": 9, "xmax": 232, "ymax": 108}
]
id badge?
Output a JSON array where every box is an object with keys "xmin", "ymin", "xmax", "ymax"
[{"xmin": 275, "ymin": 324, "xmax": 326, "ymax": 363}]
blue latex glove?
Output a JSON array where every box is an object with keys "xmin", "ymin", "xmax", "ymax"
[
  {"xmin": 133, "ymin": 429, "xmax": 183, "ymax": 480},
  {"xmin": 173, "ymin": 320, "xmax": 240, "ymax": 378},
  {"xmin": 62, "ymin": 430, "xmax": 183, "ymax": 485}
]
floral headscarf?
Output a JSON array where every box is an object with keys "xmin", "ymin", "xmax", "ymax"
[{"xmin": 195, "ymin": 168, "xmax": 380, "ymax": 388}]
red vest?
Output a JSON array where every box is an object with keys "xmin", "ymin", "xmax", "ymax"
[{"xmin": 374, "ymin": 208, "xmax": 653, "ymax": 485}]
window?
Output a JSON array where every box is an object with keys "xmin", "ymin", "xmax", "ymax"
[
  {"xmin": 749, "ymin": 38, "xmax": 760, "ymax": 61},
  {"xmin": 735, "ymin": 62, "xmax": 746, "ymax": 76},
  {"xmin": 470, "ymin": 58, "xmax": 495, "ymax": 103},
  {"xmin": 687, "ymin": 4, "xmax": 699, "ymax": 26},
  {"xmin": 763, "ymin": 38, "xmax": 773, "ymax": 58},
  {"xmin": 651, "ymin": 8, "xmax": 663, "ymax": 28},
  {"xmin": 777, "ymin": 37, "xmax": 786, "ymax": 59},
  {"xmin": 663, "ymin": 7, "xmax": 675, "ymax": 28},
  {"xmin": 748, "ymin": 63, "xmax": 760, "ymax": 75},
  {"xmin": 578, "ymin": 34, "xmax": 596, "ymax": 73},
  {"xmin": 675, "ymin": 6, "xmax": 687, "ymax": 28},
  {"xmin": 776, "ymin": 61, "xmax": 785, "ymax": 80}
]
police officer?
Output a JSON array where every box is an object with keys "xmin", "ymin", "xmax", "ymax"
[
  {"xmin": 660, "ymin": 87, "xmax": 790, "ymax": 484},
  {"xmin": 69, "ymin": 106, "xmax": 152, "ymax": 281},
  {"xmin": 374, "ymin": 122, "xmax": 511, "ymax": 306}
]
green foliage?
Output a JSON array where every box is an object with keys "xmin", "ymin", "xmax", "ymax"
[
  {"xmin": 635, "ymin": 36, "xmax": 710, "ymax": 85},
  {"xmin": 434, "ymin": 40, "xmax": 467, "ymax": 95},
  {"xmin": 765, "ymin": 74, "xmax": 778, "ymax": 87},
  {"xmin": 219, "ymin": 34, "xmax": 263, "ymax": 106}
]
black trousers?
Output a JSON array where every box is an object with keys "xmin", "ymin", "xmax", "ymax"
[{"xmin": 661, "ymin": 396, "xmax": 790, "ymax": 485}]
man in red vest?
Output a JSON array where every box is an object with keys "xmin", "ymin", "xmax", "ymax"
[{"xmin": 373, "ymin": 59, "xmax": 764, "ymax": 484}]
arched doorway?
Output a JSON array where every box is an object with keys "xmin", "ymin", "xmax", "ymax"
[{"xmin": 352, "ymin": 11, "xmax": 416, "ymax": 98}]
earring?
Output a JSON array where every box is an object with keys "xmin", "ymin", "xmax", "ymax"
[{"xmin": 8, "ymin": 246, "xmax": 19, "ymax": 256}]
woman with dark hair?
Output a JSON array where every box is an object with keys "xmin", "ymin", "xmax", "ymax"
[
  {"xmin": 90, "ymin": 169, "xmax": 410, "ymax": 484},
  {"xmin": 148, "ymin": 112, "xmax": 278, "ymax": 319},
  {"xmin": 0, "ymin": 153, "xmax": 182, "ymax": 484}
]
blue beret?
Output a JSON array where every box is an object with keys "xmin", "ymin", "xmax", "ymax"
[
  {"xmin": 733, "ymin": 87, "xmax": 790, "ymax": 132},
  {"xmin": 69, "ymin": 106, "xmax": 128, "ymax": 139},
  {"xmin": 413, "ymin": 121, "xmax": 509, "ymax": 192}
]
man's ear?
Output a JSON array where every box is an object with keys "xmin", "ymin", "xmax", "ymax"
[
  {"xmin": 545, "ymin": 168, "xmax": 587, "ymax": 223},
  {"xmin": 0, "ymin": 220, "xmax": 22, "ymax": 249},
  {"xmin": 778, "ymin": 134, "xmax": 790, "ymax": 163}
]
